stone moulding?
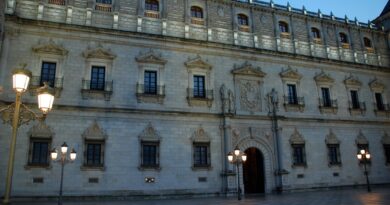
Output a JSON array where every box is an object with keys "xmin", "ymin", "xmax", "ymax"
[
  {"xmin": 82, "ymin": 121, "xmax": 107, "ymax": 140},
  {"xmin": 344, "ymin": 74, "xmax": 362, "ymax": 88},
  {"xmin": 314, "ymin": 71, "xmax": 334, "ymax": 85},
  {"xmin": 355, "ymin": 130, "xmax": 368, "ymax": 145},
  {"xmin": 231, "ymin": 62, "xmax": 267, "ymax": 78},
  {"xmin": 32, "ymin": 40, "xmax": 68, "ymax": 56},
  {"xmin": 185, "ymin": 55, "xmax": 212, "ymax": 70},
  {"xmin": 280, "ymin": 66, "xmax": 302, "ymax": 81},
  {"xmin": 136, "ymin": 50, "xmax": 167, "ymax": 65},
  {"xmin": 369, "ymin": 78, "xmax": 385, "ymax": 92},
  {"xmin": 83, "ymin": 47, "xmax": 116, "ymax": 60},
  {"xmin": 289, "ymin": 128, "xmax": 305, "ymax": 144},
  {"xmin": 325, "ymin": 129, "xmax": 340, "ymax": 144}
]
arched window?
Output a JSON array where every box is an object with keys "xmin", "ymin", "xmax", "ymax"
[
  {"xmin": 311, "ymin": 27, "xmax": 321, "ymax": 39},
  {"xmin": 339, "ymin": 32, "xmax": 348, "ymax": 44},
  {"xmin": 191, "ymin": 6, "xmax": 203, "ymax": 18},
  {"xmin": 279, "ymin": 21, "xmax": 289, "ymax": 33},
  {"xmin": 145, "ymin": 0, "xmax": 159, "ymax": 11},
  {"xmin": 237, "ymin": 14, "xmax": 249, "ymax": 26},
  {"xmin": 363, "ymin": 37, "xmax": 372, "ymax": 48}
]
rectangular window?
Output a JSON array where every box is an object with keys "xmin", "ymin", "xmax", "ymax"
[
  {"xmin": 350, "ymin": 90, "xmax": 360, "ymax": 109},
  {"xmin": 142, "ymin": 142, "xmax": 159, "ymax": 167},
  {"xmin": 144, "ymin": 70, "xmax": 157, "ymax": 94},
  {"xmin": 29, "ymin": 139, "xmax": 50, "ymax": 166},
  {"xmin": 384, "ymin": 145, "xmax": 390, "ymax": 164},
  {"xmin": 90, "ymin": 66, "xmax": 105, "ymax": 90},
  {"xmin": 193, "ymin": 75, "xmax": 205, "ymax": 98},
  {"xmin": 40, "ymin": 62, "xmax": 56, "ymax": 87},
  {"xmin": 375, "ymin": 93, "xmax": 385, "ymax": 111},
  {"xmin": 328, "ymin": 144, "xmax": 341, "ymax": 165},
  {"xmin": 85, "ymin": 141, "xmax": 104, "ymax": 167},
  {"xmin": 321, "ymin": 87, "xmax": 331, "ymax": 107},
  {"xmin": 193, "ymin": 143, "xmax": 210, "ymax": 167},
  {"xmin": 287, "ymin": 84, "xmax": 298, "ymax": 104},
  {"xmin": 292, "ymin": 144, "xmax": 306, "ymax": 166}
]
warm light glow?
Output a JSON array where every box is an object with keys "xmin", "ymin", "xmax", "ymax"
[
  {"xmin": 61, "ymin": 142, "xmax": 68, "ymax": 154},
  {"xmin": 227, "ymin": 152, "xmax": 233, "ymax": 162},
  {"xmin": 234, "ymin": 147, "xmax": 240, "ymax": 156},
  {"xmin": 242, "ymin": 153, "xmax": 247, "ymax": 162},
  {"xmin": 70, "ymin": 149, "xmax": 77, "ymax": 161},
  {"xmin": 51, "ymin": 149, "xmax": 58, "ymax": 160},
  {"xmin": 12, "ymin": 68, "xmax": 31, "ymax": 93},
  {"xmin": 360, "ymin": 149, "xmax": 366, "ymax": 155},
  {"xmin": 366, "ymin": 153, "xmax": 371, "ymax": 159},
  {"xmin": 357, "ymin": 154, "xmax": 362, "ymax": 160},
  {"xmin": 37, "ymin": 83, "xmax": 55, "ymax": 114}
]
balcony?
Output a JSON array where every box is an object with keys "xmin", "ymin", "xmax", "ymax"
[
  {"xmin": 283, "ymin": 96, "xmax": 305, "ymax": 112},
  {"xmin": 95, "ymin": 3, "xmax": 112, "ymax": 12},
  {"xmin": 48, "ymin": 0, "xmax": 66, "ymax": 6},
  {"xmin": 280, "ymin": 32, "xmax": 290, "ymax": 39},
  {"xmin": 136, "ymin": 83, "xmax": 165, "ymax": 104},
  {"xmin": 81, "ymin": 79, "xmax": 113, "ymax": 101},
  {"xmin": 144, "ymin": 10, "xmax": 159, "ymax": 18},
  {"xmin": 341, "ymin": 43, "xmax": 350, "ymax": 49},
  {"xmin": 187, "ymin": 88, "xmax": 213, "ymax": 107},
  {"xmin": 30, "ymin": 76, "xmax": 63, "ymax": 97},
  {"xmin": 348, "ymin": 101, "xmax": 366, "ymax": 115},
  {"xmin": 191, "ymin": 18, "xmax": 204, "ymax": 26},
  {"xmin": 319, "ymin": 98, "xmax": 338, "ymax": 114},
  {"xmin": 313, "ymin": 38, "xmax": 322, "ymax": 44},
  {"xmin": 374, "ymin": 103, "xmax": 390, "ymax": 117},
  {"xmin": 238, "ymin": 25, "xmax": 250, "ymax": 32}
]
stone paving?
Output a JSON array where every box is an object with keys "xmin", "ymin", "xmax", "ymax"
[{"xmin": 9, "ymin": 187, "xmax": 390, "ymax": 205}]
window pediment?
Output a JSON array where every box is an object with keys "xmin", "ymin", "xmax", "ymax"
[
  {"xmin": 82, "ymin": 121, "xmax": 107, "ymax": 140},
  {"xmin": 325, "ymin": 129, "xmax": 339, "ymax": 144},
  {"xmin": 289, "ymin": 128, "xmax": 305, "ymax": 144},
  {"xmin": 344, "ymin": 75, "xmax": 362, "ymax": 88},
  {"xmin": 185, "ymin": 56, "xmax": 211, "ymax": 70},
  {"xmin": 136, "ymin": 50, "xmax": 167, "ymax": 65},
  {"xmin": 83, "ymin": 47, "xmax": 116, "ymax": 60},
  {"xmin": 28, "ymin": 122, "xmax": 54, "ymax": 138},
  {"xmin": 355, "ymin": 130, "xmax": 368, "ymax": 144},
  {"xmin": 139, "ymin": 123, "xmax": 161, "ymax": 141},
  {"xmin": 280, "ymin": 67, "xmax": 302, "ymax": 81},
  {"xmin": 382, "ymin": 132, "xmax": 390, "ymax": 144},
  {"xmin": 314, "ymin": 71, "xmax": 334, "ymax": 85},
  {"xmin": 32, "ymin": 40, "xmax": 68, "ymax": 56},
  {"xmin": 369, "ymin": 79, "xmax": 385, "ymax": 92},
  {"xmin": 231, "ymin": 62, "xmax": 266, "ymax": 78},
  {"xmin": 191, "ymin": 126, "xmax": 210, "ymax": 142}
]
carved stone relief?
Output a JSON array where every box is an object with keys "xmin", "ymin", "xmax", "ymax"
[
  {"xmin": 82, "ymin": 121, "xmax": 107, "ymax": 140},
  {"xmin": 355, "ymin": 130, "xmax": 368, "ymax": 144},
  {"xmin": 28, "ymin": 122, "xmax": 54, "ymax": 139},
  {"xmin": 191, "ymin": 126, "xmax": 211, "ymax": 142},
  {"xmin": 289, "ymin": 128, "xmax": 305, "ymax": 144},
  {"xmin": 139, "ymin": 122, "xmax": 160, "ymax": 142},
  {"xmin": 239, "ymin": 80, "xmax": 261, "ymax": 112},
  {"xmin": 325, "ymin": 129, "xmax": 339, "ymax": 144}
]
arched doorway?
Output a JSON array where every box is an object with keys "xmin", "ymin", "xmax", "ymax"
[{"xmin": 243, "ymin": 147, "xmax": 265, "ymax": 194}]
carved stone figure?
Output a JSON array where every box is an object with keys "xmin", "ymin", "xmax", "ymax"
[
  {"xmin": 220, "ymin": 84, "xmax": 228, "ymax": 113},
  {"xmin": 228, "ymin": 89, "xmax": 235, "ymax": 114}
]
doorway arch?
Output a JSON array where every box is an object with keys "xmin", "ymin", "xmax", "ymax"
[{"xmin": 243, "ymin": 147, "xmax": 265, "ymax": 194}]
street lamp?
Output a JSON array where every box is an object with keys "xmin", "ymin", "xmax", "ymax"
[
  {"xmin": 227, "ymin": 146, "xmax": 247, "ymax": 200},
  {"xmin": 1, "ymin": 64, "xmax": 55, "ymax": 204},
  {"xmin": 357, "ymin": 149, "xmax": 371, "ymax": 192},
  {"xmin": 51, "ymin": 142, "xmax": 77, "ymax": 205}
]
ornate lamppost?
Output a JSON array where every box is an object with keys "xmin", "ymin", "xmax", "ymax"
[
  {"xmin": 227, "ymin": 146, "xmax": 247, "ymax": 200},
  {"xmin": 1, "ymin": 64, "xmax": 55, "ymax": 204},
  {"xmin": 357, "ymin": 149, "xmax": 371, "ymax": 192},
  {"xmin": 51, "ymin": 142, "xmax": 77, "ymax": 205}
]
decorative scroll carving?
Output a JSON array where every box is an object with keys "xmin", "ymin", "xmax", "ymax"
[
  {"xmin": 280, "ymin": 66, "xmax": 302, "ymax": 81},
  {"xmin": 32, "ymin": 39, "xmax": 68, "ymax": 56},
  {"xmin": 136, "ymin": 50, "xmax": 167, "ymax": 65},
  {"xmin": 344, "ymin": 74, "xmax": 362, "ymax": 88},
  {"xmin": 139, "ymin": 122, "xmax": 160, "ymax": 141},
  {"xmin": 82, "ymin": 121, "xmax": 107, "ymax": 140},
  {"xmin": 191, "ymin": 126, "xmax": 210, "ymax": 142},
  {"xmin": 83, "ymin": 46, "xmax": 116, "ymax": 60},
  {"xmin": 289, "ymin": 128, "xmax": 305, "ymax": 144},
  {"xmin": 369, "ymin": 78, "xmax": 385, "ymax": 92},
  {"xmin": 239, "ymin": 80, "xmax": 261, "ymax": 112},
  {"xmin": 28, "ymin": 122, "xmax": 54, "ymax": 138},
  {"xmin": 325, "ymin": 129, "xmax": 339, "ymax": 144},
  {"xmin": 185, "ymin": 55, "xmax": 212, "ymax": 70},
  {"xmin": 355, "ymin": 130, "xmax": 368, "ymax": 144},
  {"xmin": 314, "ymin": 71, "xmax": 334, "ymax": 85}
]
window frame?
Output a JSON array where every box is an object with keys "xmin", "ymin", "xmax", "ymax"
[
  {"xmin": 327, "ymin": 144, "xmax": 341, "ymax": 166},
  {"xmin": 363, "ymin": 37, "xmax": 372, "ymax": 48},
  {"xmin": 350, "ymin": 90, "xmax": 360, "ymax": 109},
  {"xmin": 140, "ymin": 141, "xmax": 160, "ymax": 169},
  {"xmin": 193, "ymin": 75, "xmax": 206, "ymax": 98},
  {"xmin": 193, "ymin": 142, "xmax": 211, "ymax": 168},
  {"xmin": 292, "ymin": 143, "xmax": 306, "ymax": 166},
  {"xmin": 311, "ymin": 27, "xmax": 321, "ymax": 39},
  {"xmin": 279, "ymin": 21, "xmax": 289, "ymax": 33},
  {"xmin": 28, "ymin": 138, "xmax": 51, "ymax": 167},
  {"xmin": 40, "ymin": 61, "xmax": 57, "ymax": 88},
  {"xmin": 90, "ymin": 66, "xmax": 106, "ymax": 91},
  {"xmin": 191, "ymin": 6, "xmax": 203, "ymax": 19},
  {"xmin": 145, "ymin": 0, "xmax": 159, "ymax": 12},
  {"xmin": 339, "ymin": 32, "xmax": 349, "ymax": 44},
  {"xmin": 83, "ymin": 139, "xmax": 105, "ymax": 168},
  {"xmin": 144, "ymin": 70, "xmax": 157, "ymax": 95},
  {"xmin": 287, "ymin": 83, "xmax": 298, "ymax": 105},
  {"xmin": 237, "ymin": 13, "xmax": 249, "ymax": 26}
]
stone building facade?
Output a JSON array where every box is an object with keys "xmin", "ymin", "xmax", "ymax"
[{"xmin": 0, "ymin": 0, "xmax": 390, "ymax": 198}]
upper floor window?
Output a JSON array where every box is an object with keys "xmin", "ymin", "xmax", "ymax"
[
  {"xmin": 363, "ymin": 37, "xmax": 372, "ymax": 48},
  {"xmin": 40, "ymin": 62, "xmax": 56, "ymax": 87},
  {"xmin": 339, "ymin": 32, "xmax": 348, "ymax": 44},
  {"xmin": 321, "ymin": 87, "xmax": 331, "ymax": 107},
  {"xmin": 29, "ymin": 139, "xmax": 50, "ymax": 166},
  {"xmin": 85, "ymin": 140, "xmax": 104, "ymax": 167},
  {"xmin": 90, "ymin": 66, "xmax": 106, "ymax": 91},
  {"xmin": 141, "ymin": 141, "xmax": 159, "ymax": 168},
  {"xmin": 144, "ymin": 70, "xmax": 157, "ymax": 94},
  {"xmin": 237, "ymin": 14, "xmax": 249, "ymax": 26},
  {"xmin": 145, "ymin": 0, "xmax": 159, "ymax": 11},
  {"xmin": 279, "ymin": 21, "xmax": 289, "ymax": 33},
  {"xmin": 287, "ymin": 84, "xmax": 298, "ymax": 105},
  {"xmin": 193, "ymin": 75, "xmax": 205, "ymax": 98},
  {"xmin": 191, "ymin": 6, "xmax": 203, "ymax": 18},
  {"xmin": 193, "ymin": 143, "xmax": 210, "ymax": 168},
  {"xmin": 311, "ymin": 27, "xmax": 321, "ymax": 39},
  {"xmin": 350, "ymin": 90, "xmax": 360, "ymax": 109}
]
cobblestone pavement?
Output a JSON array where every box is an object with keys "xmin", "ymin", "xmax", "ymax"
[{"xmin": 9, "ymin": 187, "xmax": 390, "ymax": 205}]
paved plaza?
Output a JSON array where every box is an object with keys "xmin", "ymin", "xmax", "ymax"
[{"xmin": 8, "ymin": 187, "xmax": 390, "ymax": 205}]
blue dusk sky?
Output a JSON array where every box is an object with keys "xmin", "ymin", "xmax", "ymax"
[{"xmin": 270, "ymin": 0, "xmax": 388, "ymax": 22}]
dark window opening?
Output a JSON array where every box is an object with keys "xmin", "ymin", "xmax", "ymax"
[
  {"xmin": 340, "ymin": 33, "xmax": 348, "ymax": 44},
  {"xmin": 279, "ymin": 21, "xmax": 289, "ymax": 33},
  {"xmin": 350, "ymin": 90, "xmax": 360, "ymax": 109},
  {"xmin": 193, "ymin": 75, "xmax": 205, "ymax": 98},
  {"xmin": 287, "ymin": 84, "xmax": 298, "ymax": 104},
  {"xmin": 363, "ymin": 37, "xmax": 372, "ymax": 48},
  {"xmin": 321, "ymin": 87, "xmax": 331, "ymax": 107},
  {"xmin": 238, "ymin": 14, "xmax": 249, "ymax": 26},
  {"xmin": 191, "ymin": 6, "xmax": 203, "ymax": 18},
  {"xmin": 375, "ymin": 93, "xmax": 384, "ymax": 111},
  {"xmin": 194, "ymin": 143, "xmax": 210, "ymax": 167},
  {"xmin": 145, "ymin": 0, "xmax": 159, "ymax": 11},
  {"xmin": 86, "ymin": 142, "xmax": 103, "ymax": 166},
  {"xmin": 328, "ymin": 144, "xmax": 341, "ymax": 165},
  {"xmin": 40, "ymin": 62, "xmax": 56, "ymax": 87},
  {"xmin": 144, "ymin": 70, "xmax": 157, "ymax": 94},
  {"xmin": 90, "ymin": 66, "xmax": 105, "ymax": 90},
  {"xmin": 311, "ymin": 27, "xmax": 321, "ymax": 38},
  {"xmin": 142, "ymin": 143, "xmax": 159, "ymax": 167},
  {"xmin": 292, "ymin": 144, "xmax": 306, "ymax": 165},
  {"xmin": 30, "ymin": 140, "xmax": 49, "ymax": 165}
]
